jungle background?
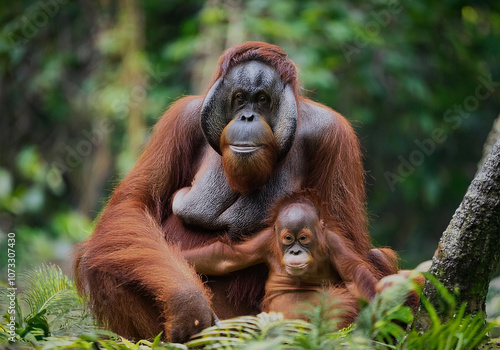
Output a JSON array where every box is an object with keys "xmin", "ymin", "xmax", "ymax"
[{"xmin": 0, "ymin": 0, "xmax": 499, "ymax": 316}]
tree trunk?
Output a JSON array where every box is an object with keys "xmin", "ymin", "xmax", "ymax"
[
  {"xmin": 119, "ymin": 0, "xmax": 147, "ymax": 159},
  {"xmin": 414, "ymin": 136, "xmax": 500, "ymax": 331},
  {"xmin": 479, "ymin": 115, "xmax": 500, "ymax": 171},
  {"xmin": 191, "ymin": 0, "xmax": 246, "ymax": 94}
]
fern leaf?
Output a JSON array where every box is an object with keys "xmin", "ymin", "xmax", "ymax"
[{"xmin": 21, "ymin": 264, "xmax": 80, "ymax": 318}]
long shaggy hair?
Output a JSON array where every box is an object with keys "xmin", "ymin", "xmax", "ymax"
[{"xmin": 210, "ymin": 41, "xmax": 301, "ymax": 96}]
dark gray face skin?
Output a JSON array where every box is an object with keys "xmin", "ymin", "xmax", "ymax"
[
  {"xmin": 200, "ymin": 61, "xmax": 298, "ymax": 160},
  {"xmin": 225, "ymin": 61, "xmax": 281, "ymax": 125},
  {"xmin": 222, "ymin": 62, "xmax": 279, "ymax": 155},
  {"xmin": 173, "ymin": 61, "xmax": 304, "ymax": 237}
]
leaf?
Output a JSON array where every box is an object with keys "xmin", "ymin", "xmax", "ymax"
[
  {"xmin": 402, "ymin": 304, "xmax": 491, "ymax": 349},
  {"xmin": 423, "ymin": 273, "xmax": 457, "ymax": 311},
  {"xmin": 16, "ymin": 264, "xmax": 92, "ymax": 339},
  {"xmin": 21, "ymin": 264, "xmax": 82, "ymax": 319},
  {"xmin": 186, "ymin": 312, "xmax": 310, "ymax": 349},
  {"xmin": 19, "ymin": 309, "xmax": 51, "ymax": 340},
  {"xmin": 354, "ymin": 278, "xmax": 414, "ymax": 343}
]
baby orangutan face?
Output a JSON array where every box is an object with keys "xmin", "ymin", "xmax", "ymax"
[{"xmin": 275, "ymin": 202, "xmax": 323, "ymax": 277}]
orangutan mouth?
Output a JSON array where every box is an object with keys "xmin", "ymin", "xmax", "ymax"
[{"xmin": 229, "ymin": 144, "xmax": 261, "ymax": 153}]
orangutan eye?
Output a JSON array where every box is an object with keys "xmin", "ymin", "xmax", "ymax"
[
  {"xmin": 258, "ymin": 94, "xmax": 268, "ymax": 104},
  {"xmin": 285, "ymin": 235, "xmax": 293, "ymax": 242},
  {"xmin": 299, "ymin": 235, "xmax": 307, "ymax": 241},
  {"xmin": 235, "ymin": 93, "xmax": 245, "ymax": 102}
]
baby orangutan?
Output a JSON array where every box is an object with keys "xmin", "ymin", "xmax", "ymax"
[{"xmin": 182, "ymin": 191, "xmax": 397, "ymax": 328}]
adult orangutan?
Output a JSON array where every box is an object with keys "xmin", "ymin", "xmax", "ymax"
[
  {"xmin": 75, "ymin": 42, "xmax": 386, "ymax": 342},
  {"xmin": 183, "ymin": 191, "xmax": 398, "ymax": 328}
]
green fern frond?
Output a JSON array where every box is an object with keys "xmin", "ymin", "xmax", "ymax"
[
  {"xmin": 292, "ymin": 295, "xmax": 354, "ymax": 350},
  {"xmin": 21, "ymin": 264, "xmax": 81, "ymax": 318},
  {"xmin": 186, "ymin": 312, "xmax": 310, "ymax": 349},
  {"xmin": 16, "ymin": 264, "xmax": 94, "ymax": 338}
]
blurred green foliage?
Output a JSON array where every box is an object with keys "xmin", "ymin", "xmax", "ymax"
[{"xmin": 0, "ymin": 0, "xmax": 499, "ymax": 278}]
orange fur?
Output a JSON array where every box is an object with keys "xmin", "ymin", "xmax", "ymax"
[
  {"xmin": 183, "ymin": 191, "xmax": 398, "ymax": 327},
  {"xmin": 74, "ymin": 42, "xmax": 376, "ymax": 342}
]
